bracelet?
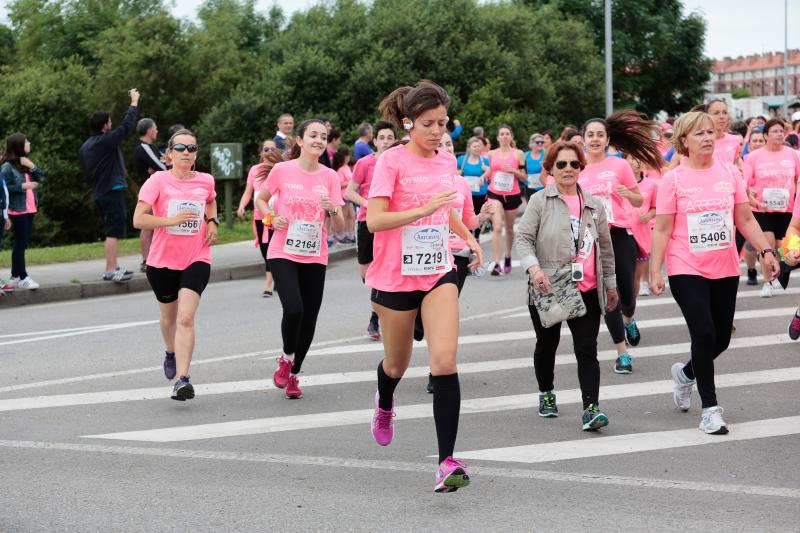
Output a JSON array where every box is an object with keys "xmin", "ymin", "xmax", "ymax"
[
  {"xmin": 758, "ymin": 248, "xmax": 776, "ymax": 259},
  {"xmin": 328, "ymin": 208, "xmax": 339, "ymax": 217}
]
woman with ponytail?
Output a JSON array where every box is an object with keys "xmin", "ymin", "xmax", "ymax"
[
  {"xmin": 580, "ymin": 110, "xmax": 661, "ymax": 374},
  {"xmin": 256, "ymin": 119, "xmax": 345, "ymax": 400},
  {"xmin": 367, "ymin": 80, "xmax": 482, "ymax": 492}
]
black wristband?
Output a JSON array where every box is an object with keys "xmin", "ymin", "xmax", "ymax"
[{"xmin": 758, "ymin": 248, "xmax": 775, "ymax": 259}]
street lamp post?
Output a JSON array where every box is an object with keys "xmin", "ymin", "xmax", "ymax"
[
  {"xmin": 605, "ymin": 0, "xmax": 613, "ymax": 116},
  {"xmin": 783, "ymin": 0, "xmax": 789, "ymax": 118}
]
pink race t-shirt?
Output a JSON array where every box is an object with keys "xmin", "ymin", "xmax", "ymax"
[
  {"xmin": 139, "ymin": 170, "xmax": 217, "ymax": 270},
  {"xmin": 449, "ymin": 176, "xmax": 476, "ymax": 252},
  {"xmin": 352, "ymin": 154, "xmax": 377, "ymax": 222},
  {"xmin": 628, "ymin": 176, "xmax": 658, "ymax": 255},
  {"xmin": 366, "ymin": 144, "xmax": 457, "ymax": 292},
  {"xmin": 714, "ymin": 133, "xmax": 742, "ymax": 166},
  {"xmin": 247, "ymin": 164, "xmax": 264, "ymax": 221},
  {"xmin": 656, "ymin": 162, "xmax": 747, "ymax": 279},
  {"xmin": 562, "ymin": 193, "xmax": 597, "ymax": 291},
  {"xmin": 578, "ymin": 156, "xmax": 638, "ymax": 229},
  {"xmin": 266, "ymin": 159, "xmax": 344, "ymax": 266},
  {"xmin": 488, "ymin": 149, "xmax": 521, "ymax": 196},
  {"xmin": 337, "ymin": 164, "xmax": 352, "ymax": 190},
  {"xmin": 743, "ymin": 146, "xmax": 800, "ymax": 213}
]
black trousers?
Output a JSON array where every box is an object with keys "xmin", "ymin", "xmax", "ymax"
[
  {"xmin": 268, "ymin": 258, "xmax": 327, "ymax": 374},
  {"xmin": 605, "ymin": 227, "xmax": 638, "ymax": 344},
  {"xmin": 669, "ymin": 275, "xmax": 739, "ymax": 408},
  {"xmin": 10, "ymin": 213, "xmax": 34, "ymax": 279},
  {"xmin": 529, "ymin": 289, "xmax": 602, "ymax": 409}
]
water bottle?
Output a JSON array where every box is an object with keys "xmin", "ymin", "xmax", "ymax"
[{"xmin": 469, "ymin": 253, "xmax": 487, "ymax": 277}]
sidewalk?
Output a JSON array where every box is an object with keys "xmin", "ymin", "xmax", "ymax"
[{"xmin": 0, "ymin": 240, "xmax": 356, "ymax": 307}]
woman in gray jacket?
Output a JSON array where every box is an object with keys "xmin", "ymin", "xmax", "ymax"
[{"xmin": 515, "ymin": 140, "xmax": 618, "ymax": 431}]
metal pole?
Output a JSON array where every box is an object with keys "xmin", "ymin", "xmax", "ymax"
[
  {"xmin": 783, "ymin": 0, "xmax": 789, "ymax": 117},
  {"xmin": 224, "ymin": 181, "xmax": 233, "ymax": 230},
  {"xmin": 605, "ymin": 0, "xmax": 613, "ymax": 115}
]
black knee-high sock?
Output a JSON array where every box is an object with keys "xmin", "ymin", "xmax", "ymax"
[
  {"xmin": 432, "ymin": 373, "xmax": 460, "ymax": 463},
  {"xmin": 371, "ymin": 311, "xmax": 378, "ymax": 322},
  {"xmin": 377, "ymin": 361, "xmax": 401, "ymax": 411}
]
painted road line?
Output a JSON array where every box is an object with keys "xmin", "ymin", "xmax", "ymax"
[
  {"xmin": 1, "ymin": 439, "xmax": 796, "ymax": 499},
  {"xmin": 456, "ymin": 416, "xmax": 800, "ymax": 464},
  {"xmin": 83, "ymin": 366, "xmax": 800, "ymax": 442},
  {"xmin": 304, "ymin": 307, "xmax": 797, "ymax": 357},
  {"xmin": 0, "ymin": 322, "xmax": 154, "ymax": 339},
  {"xmin": 0, "ymin": 321, "xmax": 159, "ymax": 347},
  {"xmin": 1, "ymin": 333, "xmax": 790, "ymax": 412}
]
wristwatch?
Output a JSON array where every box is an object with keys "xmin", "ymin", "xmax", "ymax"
[
  {"xmin": 205, "ymin": 216, "xmax": 220, "ymax": 226},
  {"xmin": 758, "ymin": 248, "xmax": 775, "ymax": 259},
  {"xmin": 328, "ymin": 208, "xmax": 339, "ymax": 217}
]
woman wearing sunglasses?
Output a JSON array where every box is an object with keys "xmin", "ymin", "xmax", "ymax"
[
  {"xmin": 516, "ymin": 141, "xmax": 618, "ymax": 430},
  {"xmin": 579, "ymin": 110, "xmax": 662, "ymax": 375},
  {"xmin": 257, "ymin": 119, "xmax": 345, "ymax": 400},
  {"xmin": 133, "ymin": 130, "xmax": 218, "ymax": 401},
  {"xmin": 238, "ymin": 139, "xmax": 279, "ymax": 297}
]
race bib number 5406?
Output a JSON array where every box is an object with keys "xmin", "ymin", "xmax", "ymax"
[{"xmin": 687, "ymin": 210, "xmax": 733, "ymax": 253}]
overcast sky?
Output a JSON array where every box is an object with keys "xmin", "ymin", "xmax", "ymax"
[{"xmin": 1, "ymin": 0, "xmax": 797, "ymax": 60}]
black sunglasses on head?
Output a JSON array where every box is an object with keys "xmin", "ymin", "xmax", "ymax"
[
  {"xmin": 172, "ymin": 143, "xmax": 198, "ymax": 153},
  {"xmin": 555, "ymin": 160, "xmax": 581, "ymax": 170},
  {"xmin": 263, "ymin": 146, "xmax": 274, "ymax": 152}
]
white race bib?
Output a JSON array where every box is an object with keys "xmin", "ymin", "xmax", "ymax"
[
  {"xmin": 284, "ymin": 220, "xmax": 322, "ymax": 256},
  {"xmin": 449, "ymin": 208, "xmax": 464, "ymax": 242},
  {"xmin": 526, "ymin": 173, "xmax": 542, "ymax": 189},
  {"xmin": 601, "ymin": 196, "xmax": 615, "ymax": 224},
  {"xmin": 493, "ymin": 172, "xmax": 514, "ymax": 192},
  {"xmin": 687, "ymin": 210, "xmax": 733, "ymax": 253},
  {"xmin": 466, "ymin": 175, "xmax": 481, "ymax": 193},
  {"xmin": 166, "ymin": 199, "xmax": 203, "ymax": 235},
  {"xmin": 762, "ymin": 187, "xmax": 790, "ymax": 211},
  {"xmin": 401, "ymin": 224, "xmax": 450, "ymax": 275}
]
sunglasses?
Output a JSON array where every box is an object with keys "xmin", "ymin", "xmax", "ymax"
[
  {"xmin": 534, "ymin": 141, "xmax": 545, "ymax": 145},
  {"xmin": 263, "ymin": 146, "xmax": 274, "ymax": 152},
  {"xmin": 172, "ymin": 143, "xmax": 198, "ymax": 153},
  {"xmin": 663, "ymin": 132, "xmax": 674, "ymax": 139},
  {"xmin": 555, "ymin": 160, "xmax": 581, "ymax": 170}
]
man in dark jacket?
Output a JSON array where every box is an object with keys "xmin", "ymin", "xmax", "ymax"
[
  {"xmin": 132, "ymin": 117, "xmax": 165, "ymax": 271},
  {"xmin": 79, "ymin": 89, "xmax": 139, "ymax": 282}
]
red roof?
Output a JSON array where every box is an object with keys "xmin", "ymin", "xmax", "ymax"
[{"xmin": 714, "ymin": 50, "xmax": 800, "ymax": 73}]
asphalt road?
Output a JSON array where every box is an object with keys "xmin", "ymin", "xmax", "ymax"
[{"xmin": 1, "ymin": 245, "xmax": 798, "ymax": 532}]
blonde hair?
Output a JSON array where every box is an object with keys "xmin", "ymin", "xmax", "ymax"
[{"xmin": 672, "ymin": 111, "xmax": 714, "ymax": 157}]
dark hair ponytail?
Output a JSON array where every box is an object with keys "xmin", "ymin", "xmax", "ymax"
[
  {"xmin": 1, "ymin": 133, "xmax": 27, "ymax": 170},
  {"xmin": 290, "ymin": 118, "xmax": 327, "ymax": 160},
  {"xmin": 378, "ymin": 80, "xmax": 450, "ymax": 130},
  {"xmin": 582, "ymin": 110, "xmax": 662, "ymax": 170}
]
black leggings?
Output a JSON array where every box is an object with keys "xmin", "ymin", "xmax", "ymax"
[
  {"xmin": 529, "ymin": 290, "xmax": 602, "ymax": 409},
  {"xmin": 605, "ymin": 227, "xmax": 638, "ymax": 344},
  {"xmin": 472, "ymin": 194, "xmax": 486, "ymax": 238},
  {"xmin": 268, "ymin": 259, "xmax": 327, "ymax": 374},
  {"xmin": 669, "ymin": 275, "xmax": 739, "ymax": 408},
  {"xmin": 254, "ymin": 220, "xmax": 273, "ymax": 272},
  {"xmin": 10, "ymin": 213, "xmax": 34, "ymax": 279}
]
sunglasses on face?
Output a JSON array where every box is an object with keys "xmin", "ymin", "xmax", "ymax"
[
  {"xmin": 172, "ymin": 143, "xmax": 198, "ymax": 153},
  {"xmin": 555, "ymin": 160, "xmax": 581, "ymax": 170},
  {"xmin": 263, "ymin": 146, "xmax": 274, "ymax": 152},
  {"xmin": 663, "ymin": 132, "xmax": 674, "ymax": 139},
  {"xmin": 534, "ymin": 141, "xmax": 545, "ymax": 145}
]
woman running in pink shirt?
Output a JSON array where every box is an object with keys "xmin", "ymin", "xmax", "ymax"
[{"xmin": 366, "ymin": 81, "xmax": 482, "ymax": 492}]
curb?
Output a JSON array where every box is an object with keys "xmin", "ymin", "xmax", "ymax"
[{"xmin": 0, "ymin": 246, "xmax": 357, "ymax": 308}]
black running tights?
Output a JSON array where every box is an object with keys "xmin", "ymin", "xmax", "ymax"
[{"xmin": 605, "ymin": 228, "xmax": 638, "ymax": 344}]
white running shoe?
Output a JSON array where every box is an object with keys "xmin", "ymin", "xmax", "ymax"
[
  {"xmin": 671, "ymin": 362, "xmax": 694, "ymax": 412},
  {"xmin": 7, "ymin": 277, "xmax": 20, "ymax": 289},
  {"xmin": 638, "ymin": 281, "xmax": 650, "ymax": 297},
  {"xmin": 699, "ymin": 405, "xmax": 728, "ymax": 434},
  {"xmin": 760, "ymin": 281, "xmax": 774, "ymax": 298},
  {"xmin": 16, "ymin": 276, "xmax": 39, "ymax": 290}
]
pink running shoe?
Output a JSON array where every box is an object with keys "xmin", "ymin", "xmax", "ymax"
[
  {"xmin": 273, "ymin": 356, "xmax": 292, "ymax": 389},
  {"xmin": 503, "ymin": 256, "xmax": 512, "ymax": 274},
  {"xmin": 285, "ymin": 375, "xmax": 302, "ymax": 399},
  {"xmin": 789, "ymin": 312, "xmax": 800, "ymax": 340},
  {"xmin": 435, "ymin": 456, "xmax": 471, "ymax": 493},
  {"xmin": 371, "ymin": 391, "xmax": 395, "ymax": 446}
]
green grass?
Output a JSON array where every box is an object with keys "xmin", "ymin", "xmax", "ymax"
[{"xmin": 0, "ymin": 218, "xmax": 256, "ymax": 268}]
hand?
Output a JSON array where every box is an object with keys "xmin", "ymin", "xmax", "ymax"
[
  {"xmin": 319, "ymin": 195, "xmax": 336, "ymax": 212},
  {"xmin": 170, "ymin": 208, "xmax": 198, "ymax": 227},
  {"xmin": 650, "ymin": 271, "xmax": 666, "ymax": 295},
  {"xmin": 453, "ymin": 119, "xmax": 461, "ymax": 126},
  {"xmin": 129, "ymin": 88, "xmax": 140, "ymax": 106},
  {"xmin": 616, "ymin": 185, "xmax": 633, "ymax": 199},
  {"xmin": 785, "ymin": 249, "xmax": 800, "ymax": 267},
  {"xmin": 528, "ymin": 268, "xmax": 551, "ymax": 294},
  {"xmin": 478, "ymin": 201, "xmax": 495, "ymax": 221},
  {"xmin": 19, "ymin": 157, "xmax": 34, "ymax": 169},
  {"xmin": 639, "ymin": 213, "xmax": 652, "ymax": 224},
  {"xmin": 204, "ymin": 219, "xmax": 218, "ymax": 246},
  {"xmin": 467, "ymin": 237, "xmax": 483, "ymax": 269},
  {"xmin": 236, "ymin": 206, "xmax": 246, "ymax": 219},
  {"xmin": 22, "ymin": 181, "xmax": 39, "ymax": 190},
  {"xmin": 272, "ymin": 215, "xmax": 288, "ymax": 231},
  {"xmin": 502, "ymin": 164, "xmax": 515, "ymax": 173},
  {"xmin": 421, "ymin": 190, "xmax": 456, "ymax": 217},
  {"xmin": 605, "ymin": 288, "xmax": 619, "ymax": 312},
  {"xmin": 760, "ymin": 251, "xmax": 780, "ymax": 282},
  {"xmin": 3, "ymin": 218, "xmax": 10, "ymax": 231}
]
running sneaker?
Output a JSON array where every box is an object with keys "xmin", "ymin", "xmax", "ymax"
[
  {"xmin": 789, "ymin": 311, "xmax": 800, "ymax": 340},
  {"xmin": 581, "ymin": 404, "xmax": 609, "ymax": 431},
  {"xmin": 102, "ymin": 268, "xmax": 133, "ymax": 282},
  {"xmin": 0, "ymin": 278, "xmax": 16, "ymax": 292},
  {"xmin": 670, "ymin": 362, "xmax": 695, "ymax": 412},
  {"xmin": 163, "ymin": 351, "xmax": 176, "ymax": 380},
  {"xmin": 171, "ymin": 376, "xmax": 194, "ymax": 401},
  {"xmin": 624, "ymin": 318, "xmax": 641, "ymax": 347},
  {"xmin": 538, "ymin": 391, "xmax": 558, "ymax": 418},
  {"xmin": 262, "ymin": 290, "xmax": 273, "ymax": 298},
  {"xmin": 140, "ymin": 261, "xmax": 147, "ymax": 273},
  {"xmin": 614, "ymin": 353, "xmax": 633, "ymax": 374},
  {"xmin": 371, "ymin": 391, "xmax": 395, "ymax": 446},
  {"xmin": 434, "ymin": 456, "xmax": 471, "ymax": 493},
  {"xmin": 16, "ymin": 276, "xmax": 39, "ymax": 290},
  {"xmin": 490, "ymin": 264, "xmax": 502, "ymax": 276},
  {"xmin": 367, "ymin": 314, "xmax": 381, "ymax": 340},
  {"xmin": 746, "ymin": 268, "xmax": 758, "ymax": 286},
  {"xmin": 273, "ymin": 355, "xmax": 292, "ymax": 389},
  {"xmin": 285, "ymin": 375, "xmax": 302, "ymax": 399},
  {"xmin": 699, "ymin": 405, "xmax": 728, "ymax": 435},
  {"xmin": 638, "ymin": 281, "xmax": 650, "ymax": 296},
  {"xmin": 760, "ymin": 281, "xmax": 773, "ymax": 298},
  {"xmin": 503, "ymin": 256, "xmax": 512, "ymax": 274},
  {"xmin": 426, "ymin": 374, "xmax": 434, "ymax": 394}
]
